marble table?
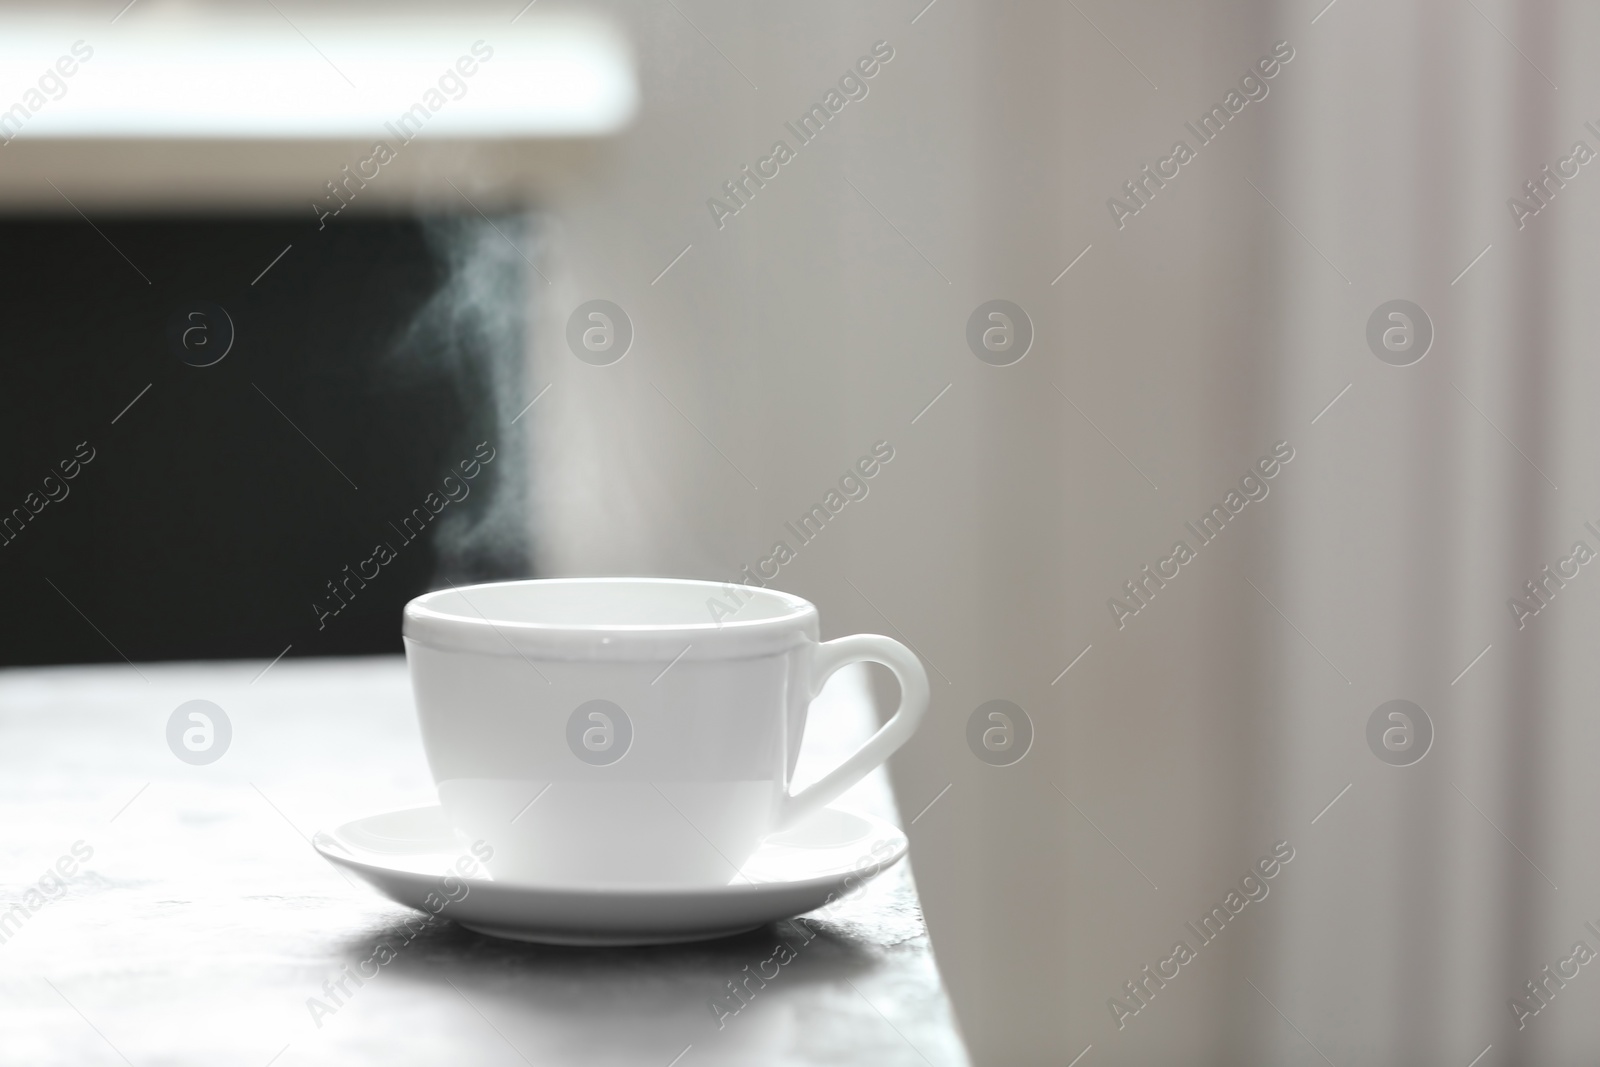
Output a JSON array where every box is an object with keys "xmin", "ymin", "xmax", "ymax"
[{"xmin": 0, "ymin": 655, "xmax": 969, "ymax": 1066}]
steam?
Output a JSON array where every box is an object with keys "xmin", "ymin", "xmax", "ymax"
[{"xmin": 388, "ymin": 212, "xmax": 536, "ymax": 582}]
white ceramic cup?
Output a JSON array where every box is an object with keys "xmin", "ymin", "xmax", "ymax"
[{"xmin": 402, "ymin": 577, "xmax": 929, "ymax": 887}]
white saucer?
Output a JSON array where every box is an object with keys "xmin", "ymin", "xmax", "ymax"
[{"xmin": 313, "ymin": 804, "xmax": 908, "ymax": 946}]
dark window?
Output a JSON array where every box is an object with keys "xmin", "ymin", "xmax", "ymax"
[{"xmin": 0, "ymin": 213, "xmax": 531, "ymax": 666}]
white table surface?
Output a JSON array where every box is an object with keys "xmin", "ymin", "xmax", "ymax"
[{"xmin": 0, "ymin": 655, "xmax": 969, "ymax": 1067}]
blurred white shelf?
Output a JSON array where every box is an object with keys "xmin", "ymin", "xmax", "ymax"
[{"xmin": 0, "ymin": 11, "xmax": 636, "ymax": 140}]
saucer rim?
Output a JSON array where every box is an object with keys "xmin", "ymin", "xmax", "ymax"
[{"xmin": 313, "ymin": 802, "xmax": 908, "ymax": 898}]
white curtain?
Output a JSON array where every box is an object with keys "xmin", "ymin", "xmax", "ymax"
[{"xmin": 532, "ymin": 1, "xmax": 1597, "ymax": 1062}]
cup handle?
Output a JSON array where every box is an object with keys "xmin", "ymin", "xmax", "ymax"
[{"xmin": 776, "ymin": 633, "xmax": 930, "ymax": 831}]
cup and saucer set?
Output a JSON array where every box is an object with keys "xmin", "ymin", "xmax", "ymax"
[{"xmin": 314, "ymin": 578, "xmax": 928, "ymax": 946}]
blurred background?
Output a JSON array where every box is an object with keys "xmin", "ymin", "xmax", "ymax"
[{"xmin": 5, "ymin": 0, "xmax": 1600, "ymax": 1064}]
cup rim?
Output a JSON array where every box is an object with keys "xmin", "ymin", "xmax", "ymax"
[{"xmin": 403, "ymin": 576, "xmax": 818, "ymax": 660}]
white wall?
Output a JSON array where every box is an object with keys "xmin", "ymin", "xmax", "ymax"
[{"xmin": 535, "ymin": 1, "xmax": 1600, "ymax": 1063}]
